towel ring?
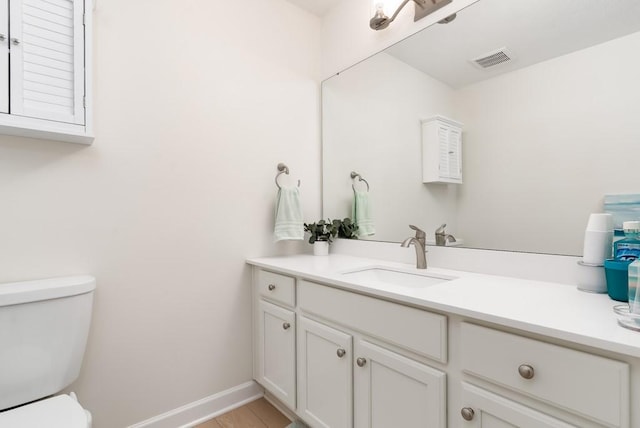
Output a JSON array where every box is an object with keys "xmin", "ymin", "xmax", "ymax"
[
  {"xmin": 351, "ymin": 171, "xmax": 370, "ymax": 192},
  {"xmin": 276, "ymin": 163, "xmax": 300, "ymax": 189}
]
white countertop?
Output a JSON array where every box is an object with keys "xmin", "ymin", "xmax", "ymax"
[{"xmin": 247, "ymin": 254, "xmax": 640, "ymax": 359}]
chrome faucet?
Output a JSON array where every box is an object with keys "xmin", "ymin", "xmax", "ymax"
[
  {"xmin": 435, "ymin": 224, "xmax": 457, "ymax": 246},
  {"xmin": 401, "ymin": 225, "xmax": 427, "ymax": 269}
]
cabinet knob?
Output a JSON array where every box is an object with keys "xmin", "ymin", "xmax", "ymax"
[
  {"xmin": 11, "ymin": 38, "xmax": 19, "ymax": 46},
  {"xmin": 336, "ymin": 348, "xmax": 346, "ymax": 358},
  {"xmin": 282, "ymin": 322, "xmax": 291, "ymax": 330},
  {"xmin": 461, "ymin": 407, "xmax": 475, "ymax": 421},
  {"xmin": 518, "ymin": 364, "xmax": 535, "ymax": 379},
  {"xmin": 0, "ymin": 34, "xmax": 5, "ymax": 42},
  {"xmin": 267, "ymin": 284, "xmax": 276, "ymax": 291},
  {"xmin": 356, "ymin": 357, "xmax": 367, "ymax": 367}
]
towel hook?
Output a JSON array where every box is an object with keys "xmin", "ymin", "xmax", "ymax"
[
  {"xmin": 276, "ymin": 163, "xmax": 300, "ymax": 189},
  {"xmin": 351, "ymin": 171, "xmax": 370, "ymax": 192}
]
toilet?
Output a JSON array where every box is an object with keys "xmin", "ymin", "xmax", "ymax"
[{"xmin": 0, "ymin": 275, "xmax": 96, "ymax": 427}]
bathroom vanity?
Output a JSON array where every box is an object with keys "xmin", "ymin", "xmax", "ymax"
[{"xmin": 248, "ymin": 255, "xmax": 640, "ymax": 428}]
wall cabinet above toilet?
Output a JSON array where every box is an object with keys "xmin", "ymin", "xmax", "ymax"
[{"xmin": 0, "ymin": 0, "xmax": 92, "ymax": 144}]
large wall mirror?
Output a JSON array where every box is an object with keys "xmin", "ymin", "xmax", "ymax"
[{"xmin": 322, "ymin": 0, "xmax": 640, "ymax": 256}]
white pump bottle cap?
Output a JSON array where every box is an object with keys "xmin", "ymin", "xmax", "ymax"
[{"xmin": 623, "ymin": 221, "xmax": 640, "ymax": 231}]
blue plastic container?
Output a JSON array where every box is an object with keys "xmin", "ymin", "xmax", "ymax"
[{"xmin": 604, "ymin": 259, "xmax": 633, "ymax": 301}]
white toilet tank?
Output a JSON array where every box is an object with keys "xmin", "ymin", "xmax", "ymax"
[{"xmin": 0, "ymin": 276, "xmax": 96, "ymax": 411}]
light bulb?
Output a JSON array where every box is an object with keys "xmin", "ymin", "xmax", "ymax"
[{"xmin": 371, "ymin": 0, "xmax": 404, "ymax": 17}]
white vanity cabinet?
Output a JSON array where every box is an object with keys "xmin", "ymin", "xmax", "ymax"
[
  {"xmin": 253, "ymin": 270, "xmax": 448, "ymax": 428},
  {"xmin": 250, "ymin": 262, "xmax": 634, "ymax": 428},
  {"xmin": 296, "ymin": 279, "xmax": 447, "ymax": 428},
  {"xmin": 0, "ymin": 0, "xmax": 92, "ymax": 143},
  {"xmin": 254, "ymin": 270, "xmax": 296, "ymax": 409}
]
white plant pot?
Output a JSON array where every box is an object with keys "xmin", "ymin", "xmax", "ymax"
[{"xmin": 313, "ymin": 241, "xmax": 329, "ymax": 256}]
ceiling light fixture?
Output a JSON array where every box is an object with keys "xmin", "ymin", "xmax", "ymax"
[{"xmin": 370, "ymin": 0, "xmax": 453, "ymax": 31}]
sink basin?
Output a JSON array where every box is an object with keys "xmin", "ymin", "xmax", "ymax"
[{"xmin": 341, "ymin": 267, "xmax": 454, "ymax": 288}]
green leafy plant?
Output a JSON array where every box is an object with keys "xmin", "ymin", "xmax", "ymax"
[
  {"xmin": 304, "ymin": 219, "xmax": 338, "ymax": 244},
  {"xmin": 334, "ymin": 218, "xmax": 359, "ymax": 239}
]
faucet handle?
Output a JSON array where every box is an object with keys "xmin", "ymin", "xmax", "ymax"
[
  {"xmin": 409, "ymin": 224, "xmax": 426, "ymax": 239},
  {"xmin": 435, "ymin": 223, "xmax": 447, "ymax": 235}
]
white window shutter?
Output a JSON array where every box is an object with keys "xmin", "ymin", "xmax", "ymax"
[{"xmin": 10, "ymin": 0, "xmax": 84, "ymax": 124}]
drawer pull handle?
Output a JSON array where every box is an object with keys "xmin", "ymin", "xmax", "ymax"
[
  {"xmin": 461, "ymin": 407, "xmax": 475, "ymax": 421},
  {"xmin": 268, "ymin": 284, "xmax": 276, "ymax": 291},
  {"xmin": 282, "ymin": 322, "xmax": 291, "ymax": 330},
  {"xmin": 518, "ymin": 364, "xmax": 535, "ymax": 379},
  {"xmin": 356, "ymin": 357, "xmax": 367, "ymax": 367},
  {"xmin": 336, "ymin": 348, "xmax": 346, "ymax": 358}
]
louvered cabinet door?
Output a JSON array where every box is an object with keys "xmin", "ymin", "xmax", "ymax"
[
  {"xmin": 10, "ymin": 0, "xmax": 84, "ymax": 124},
  {"xmin": 0, "ymin": 0, "xmax": 8, "ymax": 113},
  {"xmin": 446, "ymin": 126, "xmax": 462, "ymax": 181}
]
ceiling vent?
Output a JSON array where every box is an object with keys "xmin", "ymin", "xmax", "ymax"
[{"xmin": 471, "ymin": 47, "xmax": 514, "ymax": 69}]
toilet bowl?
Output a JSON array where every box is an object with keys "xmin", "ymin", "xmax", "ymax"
[
  {"xmin": 0, "ymin": 276, "xmax": 96, "ymax": 427},
  {"xmin": 0, "ymin": 394, "xmax": 91, "ymax": 428}
]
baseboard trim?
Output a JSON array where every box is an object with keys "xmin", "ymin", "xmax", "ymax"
[
  {"xmin": 263, "ymin": 391, "xmax": 297, "ymax": 422},
  {"xmin": 128, "ymin": 381, "xmax": 264, "ymax": 428}
]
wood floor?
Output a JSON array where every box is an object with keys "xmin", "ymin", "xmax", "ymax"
[{"xmin": 194, "ymin": 398, "xmax": 291, "ymax": 428}]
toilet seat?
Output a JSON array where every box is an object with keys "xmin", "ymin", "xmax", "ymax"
[{"xmin": 0, "ymin": 394, "xmax": 89, "ymax": 428}]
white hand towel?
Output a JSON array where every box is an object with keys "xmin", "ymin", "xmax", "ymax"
[
  {"xmin": 352, "ymin": 190, "xmax": 375, "ymax": 237},
  {"xmin": 274, "ymin": 187, "xmax": 304, "ymax": 241}
]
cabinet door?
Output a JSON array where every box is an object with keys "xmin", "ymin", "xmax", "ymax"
[
  {"xmin": 0, "ymin": 0, "xmax": 7, "ymax": 113},
  {"xmin": 298, "ymin": 316, "xmax": 352, "ymax": 428},
  {"xmin": 354, "ymin": 340, "xmax": 446, "ymax": 428},
  {"xmin": 460, "ymin": 383, "xmax": 577, "ymax": 428},
  {"xmin": 10, "ymin": 0, "xmax": 85, "ymax": 124},
  {"xmin": 257, "ymin": 300, "xmax": 296, "ymax": 409},
  {"xmin": 446, "ymin": 126, "xmax": 462, "ymax": 180}
]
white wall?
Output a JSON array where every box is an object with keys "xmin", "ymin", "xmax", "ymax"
[
  {"xmin": 323, "ymin": 53, "xmax": 458, "ymax": 241},
  {"xmin": 321, "ymin": 0, "xmax": 478, "ymax": 78},
  {"xmin": 0, "ymin": 0, "xmax": 321, "ymax": 426},
  {"xmin": 454, "ymin": 31, "xmax": 640, "ymax": 255}
]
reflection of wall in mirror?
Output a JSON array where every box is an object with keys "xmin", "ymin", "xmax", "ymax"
[
  {"xmin": 455, "ymin": 31, "xmax": 640, "ymax": 255},
  {"xmin": 323, "ymin": 52, "xmax": 458, "ymax": 242}
]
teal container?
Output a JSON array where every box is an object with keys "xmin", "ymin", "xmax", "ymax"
[{"xmin": 604, "ymin": 259, "xmax": 633, "ymax": 301}]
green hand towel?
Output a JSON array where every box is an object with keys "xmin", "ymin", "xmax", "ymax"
[
  {"xmin": 352, "ymin": 189, "xmax": 375, "ymax": 237},
  {"xmin": 275, "ymin": 187, "xmax": 304, "ymax": 241}
]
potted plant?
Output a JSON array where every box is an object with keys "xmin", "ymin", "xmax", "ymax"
[
  {"xmin": 304, "ymin": 219, "xmax": 338, "ymax": 256},
  {"xmin": 334, "ymin": 218, "xmax": 359, "ymax": 239}
]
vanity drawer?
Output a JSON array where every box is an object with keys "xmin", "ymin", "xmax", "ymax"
[
  {"xmin": 257, "ymin": 270, "xmax": 295, "ymax": 308},
  {"xmin": 298, "ymin": 280, "xmax": 447, "ymax": 362},
  {"xmin": 460, "ymin": 323, "xmax": 629, "ymax": 427}
]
